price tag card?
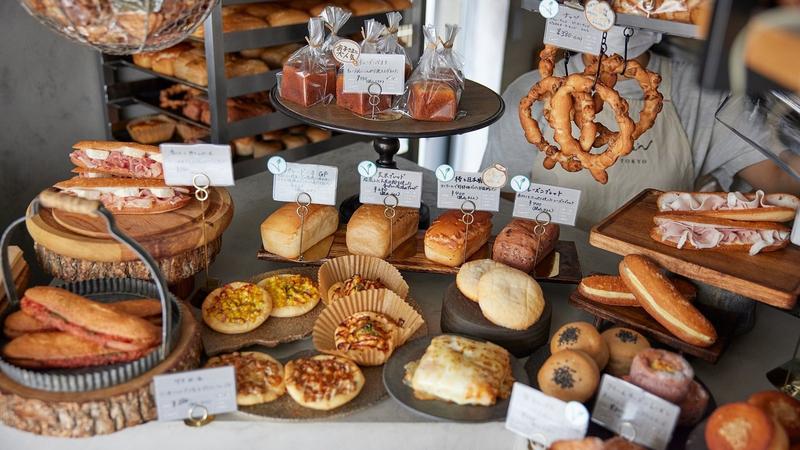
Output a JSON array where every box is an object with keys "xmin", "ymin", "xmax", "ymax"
[
  {"xmin": 153, "ymin": 366, "xmax": 237, "ymax": 421},
  {"xmin": 543, "ymin": 6, "xmax": 605, "ymax": 55},
  {"xmin": 791, "ymin": 209, "xmax": 800, "ymax": 246},
  {"xmin": 505, "ymin": 383, "xmax": 589, "ymax": 447},
  {"xmin": 512, "ymin": 182, "xmax": 581, "ymax": 226},
  {"xmin": 160, "ymin": 143, "xmax": 234, "ymax": 186},
  {"xmin": 342, "ymin": 54, "xmax": 406, "ymax": 95},
  {"xmin": 272, "ymin": 162, "xmax": 338, "ymax": 206},
  {"xmin": 437, "ymin": 171, "xmax": 501, "ymax": 212},
  {"xmin": 591, "ymin": 375, "xmax": 680, "ymax": 450},
  {"xmin": 360, "ymin": 168, "xmax": 422, "ymax": 208}
]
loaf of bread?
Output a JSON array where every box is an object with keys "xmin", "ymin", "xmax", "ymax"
[
  {"xmin": 424, "ymin": 210, "xmax": 493, "ymax": 267},
  {"xmin": 253, "ymin": 140, "xmax": 283, "ymax": 158},
  {"xmin": 492, "ymin": 219, "xmax": 559, "ymax": 273},
  {"xmin": 268, "ymin": 9, "xmax": 311, "ymax": 26},
  {"xmin": 346, "ymin": 204, "xmax": 419, "ymax": 258},
  {"xmin": 349, "ymin": 0, "xmax": 392, "ymax": 15},
  {"xmin": 261, "ymin": 203, "xmax": 339, "ymax": 259}
]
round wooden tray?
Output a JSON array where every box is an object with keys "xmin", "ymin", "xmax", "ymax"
[
  {"xmin": 0, "ymin": 302, "xmax": 202, "ymax": 437},
  {"xmin": 270, "ymin": 79, "xmax": 505, "ymax": 138}
]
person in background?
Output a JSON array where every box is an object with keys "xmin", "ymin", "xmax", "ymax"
[{"xmin": 482, "ymin": 27, "xmax": 800, "ymax": 230}]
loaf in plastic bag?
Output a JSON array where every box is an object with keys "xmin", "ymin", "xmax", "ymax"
[
  {"xmin": 336, "ymin": 19, "xmax": 393, "ymax": 116},
  {"xmin": 278, "ymin": 17, "xmax": 336, "ymax": 107},
  {"xmin": 320, "ymin": 5, "xmax": 352, "ymax": 67},
  {"xmin": 381, "ymin": 12, "xmax": 413, "ymax": 78}
]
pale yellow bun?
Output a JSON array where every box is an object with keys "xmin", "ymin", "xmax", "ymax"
[
  {"xmin": 550, "ymin": 321, "xmax": 609, "ymax": 370},
  {"xmin": 476, "ymin": 265, "xmax": 544, "ymax": 330},
  {"xmin": 201, "ymin": 282, "xmax": 272, "ymax": 334},
  {"xmin": 285, "ymin": 355, "xmax": 365, "ymax": 410},
  {"xmin": 455, "ymin": 259, "xmax": 504, "ymax": 302},
  {"xmin": 538, "ymin": 349, "xmax": 599, "ymax": 403},
  {"xmin": 601, "ymin": 327, "xmax": 651, "ymax": 377}
]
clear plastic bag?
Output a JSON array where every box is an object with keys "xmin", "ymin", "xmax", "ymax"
[
  {"xmin": 320, "ymin": 5, "xmax": 352, "ymax": 66},
  {"xmin": 398, "ymin": 24, "xmax": 464, "ymax": 122},
  {"xmin": 611, "ymin": 0, "xmax": 713, "ymax": 24},
  {"xmin": 336, "ymin": 19, "xmax": 393, "ymax": 116},
  {"xmin": 278, "ymin": 17, "xmax": 336, "ymax": 107},
  {"xmin": 381, "ymin": 12, "xmax": 413, "ymax": 78}
]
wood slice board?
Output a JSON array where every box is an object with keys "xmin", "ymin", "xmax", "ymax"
[
  {"xmin": 0, "ymin": 302, "xmax": 202, "ymax": 437},
  {"xmin": 26, "ymin": 187, "xmax": 233, "ymax": 262},
  {"xmin": 590, "ymin": 188, "xmax": 800, "ymax": 309},
  {"xmin": 568, "ymin": 289, "xmax": 737, "ymax": 363},
  {"xmin": 257, "ymin": 227, "xmax": 582, "ymax": 284}
]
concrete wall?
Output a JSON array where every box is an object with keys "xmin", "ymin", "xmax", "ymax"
[{"xmin": 0, "ymin": 2, "xmax": 105, "ymax": 227}]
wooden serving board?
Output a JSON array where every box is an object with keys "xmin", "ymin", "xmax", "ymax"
[
  {"xmin": 590, "ymin": 189, "xmax": 800, "ymax": 309},
  {"xmin": 568, "ymin": 289, "xmax": 737, "ymax": 363},
  {"xmin": 257, "ymin": 227, "xmax": 582, "ymax": 284}
]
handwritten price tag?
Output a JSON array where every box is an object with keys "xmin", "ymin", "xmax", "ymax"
[
  {"xmin": 360, "ymin": 168, "xmax": 422, "ymax": 208},
  {"xmin": 342, "ymin": 54, "xmax": 406, "ymax": 95},
  {"xmin": 160, "ymin": 143, "xmax": 234, "ymax": 186},
  {"xmin": 505, "ymin": 383, "xmax": 589, "ymax": 446},
  {"xmin": 543, "ymin": 6, "xmax": 605, "ymax": 55},
  {"xmin": 512, "ymin": 182, "xmax": 581, "ymax": 226},
  {"xmin": 272, "ymin": 162, "xmax": 338, "ymax": 205},
  {"xmin": 791, "ymin": 209, "xmax": 800, "ymax": 246},
  {"xmin": 585, "ymin": 0, "xmax": 616, "ymax": 32},
  {"xmin": 153, "ymin": 366, "xmax": 237, "ymax": 421},
  {"xmin": 591, "ymin": 375, "xmax": 680, "ymax": 450},
  {"xmin": 437, "ymin": 171, "xmax": 500, "ymax": 212},
  {"xmin": 332, "ymin": 39, "xmax": 361, "ymax": 65}
]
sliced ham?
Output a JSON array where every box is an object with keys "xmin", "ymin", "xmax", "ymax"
[
  {"xmin": 70, "ymin": 150, "xmax": 163, "ymax": 178},
  {"xmin": 656, "ymin": 219, "xmax": 790, "ymax": 255}
]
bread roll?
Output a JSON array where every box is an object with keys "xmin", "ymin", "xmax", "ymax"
[
  {"xmin": 261, "ymin": 203, "xmax": 339, "ymax": 259},
  {"xmin": 132, "ymin": 51, "xmax": 157, "ymax": 69},
  {"xmin": 239, "ymin": 47, "xmax": 267, "ymax": 59},
  {"xmin": 550, "ymin": 321, "xmax": 609, "ymax": 370},
  {"xmin": 225, "ymin": 13, "xmax": 269, "ymax": 32},
  {"xmin": 151, "ymin": 43, "xmax": 194, "ymax": 76},
  {"xmin": 349, "ymin": 0, "xmax": 392, "ymax": 15},
  {"xmin": 601, "ymin": 327, "xmax": 650, "ymax": 376},
  {"xmin": 346, "ymin": 204, "xmax": 419, "ymax": 258},
  {"xmin": 492, "ymin": 219, "xmax": 559, "ymax": 273},
  {"xmin": 260, "ymin": 43, "xmax": 303, "ymax": 67},
  {"xmin": 244, "ymin": 3, "xmax": 282, "ymax": 18},
  {"xmin": 228, "ymin": 58, "xmax": 269, "ymax": 78},
  {"xmin": 538, "ymin": 350, "xmax": 599, "ymax": 403},
  {"xmin": 306, "ymin": 126, "xmax": 332, "ymax": 143},
  {"xmin": 281, "ymin": 134, "xmax": 309, "ymax": 149},
  {"xmin": 477, "ymin": 265, "xmax": 545, "ymax": 330},
  {"xmin": 424, "ymin": 210, "xmax": 492, "ymax": 267},
  {"xmin": 387, "ymin": 0, "xmax": 412, "ymax": 9},
  {"xmin": 456, "ymin": 259, "xmax": 503, "ymax": 302},
  {"xmin": 232, "ymin": 136, "xmax": 256, "ymax": 156},
  {"xmin": 268, "ymin": 9, "xmax": 311, "ymax": 26},
  {"xmin": 253, "ymin": 140, "xmax": 283, "ymax": 158}
]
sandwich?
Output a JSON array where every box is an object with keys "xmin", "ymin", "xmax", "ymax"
[
  {"xmin": 19, "ymin": 287, "xmax": 161, "ymax": 352},
  {"xmin": 70, "ymin": 140, "xmax": 164, "ymax": 179},
  {"xmin": 54, "ymin": 177, "xmax": 191, "ymax": 214},
  {"xmin": 72, "ymin": 167, "xmax": 113, "ymax": 178},
  {"xmin": 3, "ymin": 332, "xmax": 156, "ymax": 369},
  {"xmin": 657, "ymin": 191, "xmax": 799, "ymax": 222},
  {"xmin": 651, "ymin": 213, "xmax": 791, "ymax": 255}
]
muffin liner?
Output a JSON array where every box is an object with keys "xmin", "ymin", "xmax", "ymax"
[
  {"xmin": 317, "ymin": 255, "xmax": 409, "ymax": 305},
  {"xmin": 313, "ymin": 289, "xmax": 424, "ymax": 366},
  {"xmin": 126, "ymin": 114, "xmax": 176, "ymax": 144}
]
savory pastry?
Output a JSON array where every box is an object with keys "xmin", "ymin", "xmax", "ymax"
[
  {"xmin": 204, "ymin": 352, "xmax": 286, "ymax": 406},
  {"xmin": 678, "ymin": 380, "xmax": 710, "ymax": 426},
  {"xmin": 748, "ymin": 390, "xmax": 800, "ymax": 442},
  {"xmin": 54, "ymin": 177, "xmax": 192, "ymax": 214},
  {"xmin": 424, "ymin": 210, "xmax": 493, "ymax": 267},
  {"xmin": 346, "ymin": 204, "xmax": 419, "ymax": 258},
  {"xmin": 260, "ymin": 203, "xmax": 339, "ymax": 260},
  {"xmin": 3, "ymin": 331, "xmax": 156, "ymax": 369},
  {"xmin": 404, "ymin": 335, "xmax": 514, "ymax": 406},
  {"xmin": 477, "ymin": 265, "xmax": 545, "ymax": 330},
  {"xmin": 327, "ymin": 274, "xmax": 386, "ymax": 304},
  {"xmin": 706, "ymin": 402, "xmax": 789, "ymax": 450},
  {"xmin": 601, "ymin": 327, "xmax": 650, "ymax": 377},
  {"xmin": 651, "ymin": 214, "xmax": 791, "ymax": 255},
  {"xmin": 657, "ymin": 191, "xmax": 799, "ymax": 222},
  {"xmin": 334, "ymin": 311, "xmax": 398, "ymax": 365},
  {"xmin": 550, "ymin": 322, "xmax": 609, "ymax": 371},
  {"xmin": 284, "ymin": 355, "xmax": 365, "ymax": 410},
  {"xmin": 20, "ymin": 287, "xmax": 160, "ymax": 351},
  {"xmin": 126, "ymin": 114, "xmax": 176, "ymax": 144},
  {"xmin": 537, "ymin": 349, "xmax": 600, "ymax": 403},
  {"xmin": 202, "ymin": 282, "xmax": 272, "ymax": 334},
  {"xmin": 619, "ymin": 255, "xmax": 717, "ymax": 347},
  {"xmin": 491, "ymin": 219, "xmax": 559, "ymax": 273},
  {"xmin": 70, "ymin": 141, "xmax": 164, "ymax": 179},
  {"xmin": 456, "ymin": 259, "xmax": 503, "ymax": 302},
  {"xmin": 628, "ymin": 348, "xmax": 694, "ymax": 403},
  {"xmin": 257, "ymin": 274, "xmax": 320, "ymax": 318},
  {"xmin": 578, "ymin": 274, "xmax": 697, "ymax": 307}
]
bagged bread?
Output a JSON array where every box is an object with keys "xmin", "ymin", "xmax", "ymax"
[
  {"xmin": 336, "ymin": 19, "xmax": 393, "ymax": 116},
  {"xmin": 278, "ymin": 17, "xmax": 336, "ymax": 107},
  {"xmin": 320, "ymin": 6, "xmax": 353, "ymax": 66},
  {"xmin": 381, "ymin": 12, "xmax": 413, "ymax": 77}
]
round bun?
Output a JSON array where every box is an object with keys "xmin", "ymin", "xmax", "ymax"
[
  {"xmin": 285, "ymin": 355, "xmax": 365, "ymax": 410},
  {"xmin": 477, "ymin": 265, "xmax": 545, "ymax": 330},
  {"xmin": 628, "ymin": 348, "xmax": 693, "ymax": 403},
  {"xmin": 201, "ymin": 282, "xmax": 272, "ymax": 334},
  {"xmin": 257, "ymin": 274, "xmax": 320, "ymax": 318},
  {"xmin": 678, "ymin": 380, "xmax": 710, "ymax": 426},
  {"xmin": 550, "ymin": 322, "xmax": 609, "ymax": 370},
  {"xmin": 204, "ymin": 351, "xmax": 286, "ymax": 405},
  {"xmin": 334, "ymin": 311, "xmax": 398, "ymax": 365},
  {"xmin": 706, "ymin": 402, "xmax": 785, "ymax": 450},
  {"xmin": 748, "ymin": 390, "xmax": 800, "ymax": 442},
  {"xmin": 601, "ymin": 327, "xmax": 650, "ymax": 376},
  {"xmin": 537, "ymin": 349, "xmax": 599, "ymax": 403},
  {"xmin": 456, "ymin": 259, "xmax": 503, "ymax": 302}
]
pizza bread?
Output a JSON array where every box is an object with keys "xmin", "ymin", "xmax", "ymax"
[
  {"xmin": 257, "ymin": 274, "xmax": 320, "ymax": 318},
  {"xmin": 284, "ymin": 355, "xmax": 365, "ymax": 410},
  {"xmin": 334, "ymin": 311, "xmax": 399, "ymax": 365},
  {"xmin": 201, "ymin": 282, "xmax": 272, "ymax": 334},
  {"xmin": 205, "ymin": 351, "xmax": 286, "ymax": 405}
]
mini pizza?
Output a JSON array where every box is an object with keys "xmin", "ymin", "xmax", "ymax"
[
  {"xmin": 334, "ymin": 311, "xmax": 399, "ymax": 364},
  {"xmin": 258, "ymin": 274, "xmax": 320, "ymax": 318},
  {"xmin": 327, "ymin": 274, "xmax": 386, "ymax": 305},
  {"xmin": 284, "ymin": 355, "xmax": 365, "ymax": 410},
  {"xmin": 201, "ymin": 282, "xmax": 272, "ymax": 334},
  {"xmin": 205, "ymin": 351, "xmax": 286, "ymax": 406}
]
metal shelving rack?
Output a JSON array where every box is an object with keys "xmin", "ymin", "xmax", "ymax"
[{"xmin": 96, "ymin": 0, "xmax": 426, "ymax": 177}]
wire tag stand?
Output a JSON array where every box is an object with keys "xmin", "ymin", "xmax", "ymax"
[
  {"xmin": 363, "ymin": 82, "xmax": 402, "ymax": 122},
  {"xmin": 192, "ymin": 173, "xmax": 218, "ymax": 291},
  {"xmin": 295, "ymin": 192, "xmax": 312, "ymax": 261},
  {"xmin": 459, "ymin": 200, "xmax": 476, "ymax": 265},
  {"xmin": 532, "ymin": 211, "xmax": 552, "ymax": 274},
  {"xmin": 383, "ymin": 194, "xmax": 399, "ymax": 258}
]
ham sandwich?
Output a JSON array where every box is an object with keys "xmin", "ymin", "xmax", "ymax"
[
  {"xmin": 651, "ymin": 214, "xmax": 790, "ymax": 256},
  {"xmin": 54, "ymin": 177, "xmax": 191, "ymax": 214},
  {"xmin": 657, "ymin": 191, "xmax": 799, "ymax": 222},
  {"xmin": 70, "ymin": 140, "xmax": 164, "ymax": 179}
]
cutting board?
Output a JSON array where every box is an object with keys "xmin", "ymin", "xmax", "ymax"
[
  {"xmin": 590, "ymin": 189, "xmax": 800, "ymax": 309},
  {"xmin": 26, "ymin": 188, "xmax": 233, "ymax": 262}
]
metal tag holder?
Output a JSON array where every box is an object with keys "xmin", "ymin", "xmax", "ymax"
[
  {"xmin": 532, "ymin": 211, "xmax": 552, "ymax": 268},
  {"xmin": 459, "ymin": 200, "xmax": 476, "ymax": 265},
  {"xmin": 193, "ymin": 173, "xmax": 219, "ymax": 290},
  {"xmin": 295, "ymin": 192, "xmax": 312, "ymax": 261},
  {"xmin": 384, "ymin": 194, "xmax": 399, "ymax": 258}
]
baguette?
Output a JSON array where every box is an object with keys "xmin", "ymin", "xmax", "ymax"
[
  {"xmin": 651, "ymin": 213, "xmax": 790, "ymax": 255},
  {"xmin": 346, "ymin": 204, "xmax": 419, "ymax": 258},
  {"xmin": 3, "ymin": 332, "xmax": 156, "ymax": 369},
  {"xmin": 578, "ymin": 274, "xmax": 697, "ymax": 307},
  {"xmin": 261, "ymin": 203, "xmax": 339, "ymax": 259},
  {"xmin": 424, "ymin": 210, "xmax": 492, "ymax": 267},
  {"xmin": 657, "ymin": 191, "xmax": 799, "ymax": 222},
  {"xmin": 619, "ymin": 255, "xmax": 717, "ymax": 347},
  {"xmin": 492, "ymin": 219, "xmax": 559, "ymax": 273}
]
